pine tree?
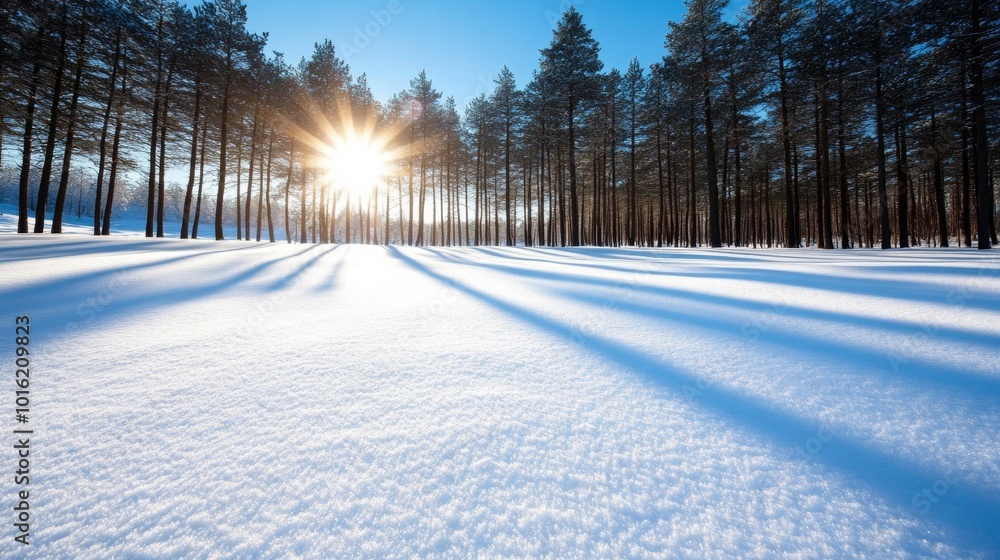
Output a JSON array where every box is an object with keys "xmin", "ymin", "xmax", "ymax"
[{"xmin": 540, "ymin": 7, "xmax": 603, "ymax": 246}]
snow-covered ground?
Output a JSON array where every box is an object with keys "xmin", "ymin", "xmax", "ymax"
[{"xmin": 2, "ymin": 207, "xmax": 1000, "ymax": 558}]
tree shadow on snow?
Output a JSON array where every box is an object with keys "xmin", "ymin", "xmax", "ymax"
[
  {"xmin": 8, "ymin": 244, "xmax": 341, "ymax": 334},
  {"xmin": 465, "ymin": 247, "xmax": 1000, "ymax": 312},
  {"xmin": 390, "ymin": 245, "xmax": 1000, "ymax": 556}
]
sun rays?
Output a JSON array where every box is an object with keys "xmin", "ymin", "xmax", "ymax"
[{"xmin": 276, "ymin": 94, "xmax": 411, "ymax": 208}]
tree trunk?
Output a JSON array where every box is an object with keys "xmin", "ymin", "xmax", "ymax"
[
  {"xmin": 689, "ymin": 115, "xmax": 697, "ymax": 247},
  {"xmin": 704, "ymin": 77, "xmax": 721, "ymax": 248},
  {"xmin": 537, "ymin": 140, "xmax": 546, "ymax": 246},
  {"xmin": 931, "ymin": 109, "xmax": 949, "ymax": 247},
  {"xmin": 814, "ymin": 91, "xmax": 825, "ymax": 248},
  {"xmin": 94, "ymin": 33, "xmax": 122, "ymax": 235},
  {"xmin": 192, "ymin": 123, "xmax": 208, "ymax": 239},
  {"xmin": 246, "ymin": 105, "xmax": 259, "ymax": 241},
  {"xmin": 970, "ymin": 0, "xmax": 992, "ymax": 249},
  {"xmin": 181, "ymin": 80, "xmax": 202, "ymax": 239},
  {"xmin": 895, "ymin": 117, "xmax": 910, "ymax": 247},
  {"xmin": 156, "ymin": 55, "xmax": 175, "ymax": 238},
  {"xmin": 568, "ymin": 102, "xmax": 580, "ymax": 246},
  {"xmin": 256, "ymin": 130, "xmax": 265, "ymax": 242},
  {"xmin": 34, "ymin": 4, "xmax": 70, "ymax": 234},
  {"xmin": 145, "ymin": 13, "xmax": 164, "ymax": 238},
  {"xmin": 52, "ymin": 18, "xmax": 87, "ymax": 234},
  {"xmin": 820, "ymin": 80, "xmax": 833, "ymax": 249},
  {"xmin": 285, "ymin": 139, "xmax": 294, "ymax": 243},
  {"xmin": 838, "ymin": 64, "xmax": 851, "ymax": 249},
  {"xmin": 17, "ymin": 26, "xmax": 45, "ymax": 234},
  {"xmin": 101, "ymin": 111, "xmax": 125, "ymax": 236},
  {"xmin": 216, "ymin": 58, "xmax": 233, "ymax": 241},
  {"xmin": 235, "ymin": 131, "xmax": 244, "ymax": 240},
  {"xmin": 961, "ymin": 63, "xmax": 973, "ymax": 247},
  {"xmin": 778, "ymin": 31, "xmax": 797, "ymax": 247},
  {"xmin": 874, "ymin": 12, "xmax": 892, "ymax": 249}
]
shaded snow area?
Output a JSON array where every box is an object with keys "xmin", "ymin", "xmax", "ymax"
[{"xmin": 1, "ymin": 234, "xmax": 999, "ymax": 557}]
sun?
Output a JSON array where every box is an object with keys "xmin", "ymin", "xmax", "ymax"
[{"xmin": 325, "ymin": 133, "xmax": 388, "ymax": 197}]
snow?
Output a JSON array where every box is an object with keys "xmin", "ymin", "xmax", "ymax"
[{"xmin": 2, "ymin": 206, "xmax": 1000, "ymax": 558}]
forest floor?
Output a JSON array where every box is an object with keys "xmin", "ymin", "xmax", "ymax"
[{"xmin": 2, "ymin": 206, "xmax": 1000, "ymax": 558}]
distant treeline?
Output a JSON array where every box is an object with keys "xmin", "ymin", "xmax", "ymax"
[{"xmin": 1, "ymin": 0, "xmax": 997, "ymax": 248}]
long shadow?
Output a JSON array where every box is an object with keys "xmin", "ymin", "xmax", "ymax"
[
  {"xmin": 474, "ymin": 246, "xmax": 997, "ymax": 283},
  {"xmin": 548, "ymin": 284, "xmax": 1000, "ymax": 396},
  {"xmin": 0, "ymin": 237, "xmax": 235, "ymax": 261},
  {"xmin": 439, "ymin": 249, "xmax": 1000, "ymax": 397},
  {"xmin": 0, "ymin": 239, "xmax": 120, "ymax": 260},
  {"xmin": 24, "ymin": 245, "xmax": 317, "ymax": 334},
  {"xmin": 266, "ymin": 243, "xmax": 324, "ymax": 290},
  {"xmin": 547, "ymin": 246, "xmax": 788, "ymax": 263},
  {"xmin": 312, "ymin": 245, "xmax": 349, "ymax": 293},
  {"xmin": 266, "ymin": 244, "xmax": 343, "ymax": 291},
  {"xmin": 433, "ymin": 249, "xmax": 1000, "ymax": 358},
  {"xmin": 461, "ymin": 247, "xmax": 1000, "ymax": 311},
  {"xmin": 389, "ymin": 246, "xmax": 1000, "ymax": 554},
  {"xmin": 523, "ymin": 245, "xmax": 995, "ymax": 264},
  {"xmin": 634, "ymin": 268, "xmax": 1000, "ymax": 311},
  {"xmin": 0, "ymin": 243, "xmax": 261, "ymax": 302}
]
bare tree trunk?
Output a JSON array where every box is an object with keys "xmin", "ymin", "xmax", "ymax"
[
  {"xmin": 235, "ymin": 131, "xmax": 244, "ymax": 240},
  {"xmin": 537, "ymin": 137, "xmax": 546, "ymax": 246},
  {"xmin": 688, "ymin": 115, "xmax": 697, "ymax": 247},
  {"xmin": 94, "ymin": 33, "xmax": 121, "ymax": 235},
  {"xmin": 524, "ymin": 157, "xmax": 533, "ymax": 246},
  {"xmin": 778, "ymin": 28, "xmax": 797, "ymax": 247},
  {"xmin": 930, "ymin": 109, "xmax": 949, "ymax": 247},
  {"xmin": 285, "ymin": 139, "xmax": 295, "ymax": 243},
  {"xmin": 216, "ymin": 53, "xmax": 233, "ymax": 241},
  {"xmin": 35, "ymin": 4, "xmax": 70, "ymax": 233},
  {"xmin": 873, "ymin": 9, "xmax": 892, "ymax": 249},
  {"xmin": 256, "ymin": 130, "xmax": 265, "ymax": 242},
  {"xmin": 145, "ymin": 12, "xmax": 164, "ymax": 238},
  {"xmin": 101, "ymin": 51, "xmax": 130, "ymax": 236},
  {"xmin": 820, "ymin": 81, "xmax": 833, "ymax": 249},
  {"xmin": 266, "ymin": 131, "xmax": 275, "ymax": 242},
  {"xmin": 704, "ymin": 75, "xmax": 721, "ymax": 248},
  {"xmin": 970, "ymin": 0, "xmax": 992, "ymax": 249},
  {"xmin": 961, "ymin": 62, "xmax": 973, "ymax": 247},
  {"xmin": 101, "ymin": 110, "xmax": 125, "ymax": 236},
  {"xmin": 838, "ymin": 64, "xmax": 851, "ymax": 248},
  {"xmin": 191, "ymin": 123, "xmax": 208, "ymax": 239},
  {"xmin": 895, "ymin": 117, "xmax": 910, "ymax": 247},
  {"xmin": 568, "ymin": 102, "xmax": 580, "ymax": 246},
  {"xmin": 156, "ymin": 55, "xmax": 175, "ymax": 238},
  {"xmin": 17, "ymin": 57, "xmax": 42, "ymax": 234},
  {"xmin": 181, "ymin": 79, "xmax": 202, "ymax": 239},
  {"xmin": 246, "ymin": 105, "xmax": 259, "ymax": 241},
  {"xmin": 52, "ymin": 17, "xmax": 87, "ymax": 234}
]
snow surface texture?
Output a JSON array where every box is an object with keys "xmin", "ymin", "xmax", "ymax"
[{"xmin": 2, "ymin": 213, "xmax": 1000, "ymax": 558}]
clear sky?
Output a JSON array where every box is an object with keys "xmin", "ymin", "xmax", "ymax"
[{"xmin": 240, "ymin": 0, "xmax": 746, "ymax": 112}]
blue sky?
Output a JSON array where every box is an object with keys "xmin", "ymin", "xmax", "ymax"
[{"xmin": 241, "ymin": 0, "xmax": 745, "ymax": 111}]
